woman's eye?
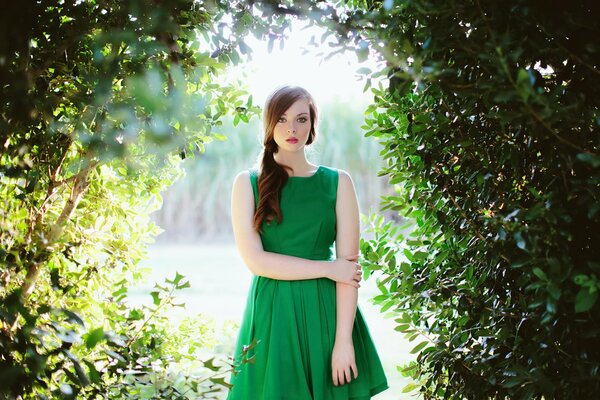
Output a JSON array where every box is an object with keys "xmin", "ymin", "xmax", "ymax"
[
  {"xmin": 298, "ymin": 117, "xmax": 307, "ymax": 123},
  {"xmin": 277, "ymin": 118, "xmax": 285, "ymax": 123}
]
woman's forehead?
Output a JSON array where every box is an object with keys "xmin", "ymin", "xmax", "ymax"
[{"xmin": 282, "ymin": 99, "xmax": 310, "ymax": 115}]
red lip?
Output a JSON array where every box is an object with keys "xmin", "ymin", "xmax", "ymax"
[{"xmin": 286, "ymin": 138, "xmax": 298, "ymax": 144}]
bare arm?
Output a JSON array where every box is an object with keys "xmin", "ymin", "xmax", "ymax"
[
  {"xmin": 331, "ymin": 170, "xmax": 361, "ymax": 386},
  {"xmin": 231, "ymin": 171, "xmax": 360, "ymax": 285}
]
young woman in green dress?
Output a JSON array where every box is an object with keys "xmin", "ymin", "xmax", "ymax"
[{"xmin": 228, "ymin": 86, "xmax": 388, "ymax": 399}]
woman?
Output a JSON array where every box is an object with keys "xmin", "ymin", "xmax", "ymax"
[{"xmin": 227, "ymin": 86, "xmax": 388, "ymax": 399}]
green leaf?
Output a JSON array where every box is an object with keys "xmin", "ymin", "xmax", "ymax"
[
  {"xmin": 210, "ymin": 376, "xmax": 230, "ymax": 386},
  {"xmin": 105, "ymin": 349, "xmax": 126, "ymax": 363},
  {"xmin": 381, "ymin": 300, "xmax": 394, "ymax": 312},
  {"xmin": 85, "ymin": 328, "xmax": 105, "ymax": 349},
  {"xmin": 532, "ymin": 267, "xmax": 547, "ymax": 281},
  {"xmin": 203, "ymin": 356, "xmax": 219, "ymax": 371},
  {"xmin": 410, "ymin": 340, "xmax": 429, "ymax": 354},
  {"xmin": 575, "ymin": 288, "xmax": 598, "ymax": 313},
  {"xmin": 112, "ymin": 286, "xmax": 128, "ymax": 300},
  {"xmin": 402, "ymin": 382, "xmax": 420, "ymax": 393},
  {"xmin": 172, "ymin": 271, "xmax": 185, "ymax": 285},
  {"xmin": 83, "ymin": 360, "xmax": 101, "ymax": 384},
  {"xmin": 517, "ymin": 69, "xmax": 530, "ymax": 86},
  {"xmin": 400, "ymin": 363, "xmax": 418, "ymax": 374},
  {"xmin": 60, "ymin": 309, "xmax": 85, "ymax": 326},
  {"xmin": 576, "ymin": 153, "xmax": 600, "ymax": 167},
  {"xmin": 177, "ymin": 280, "xmax": 191, "ymax": 290},
  {"xmin": 503, "ymin": 376, "xmax": 526, "ymax": 388},
  {"xmin": 150, "ymin": 291, "xmax": 161, "ymax": 305},
  {"xmin": 394, "ymin": 323, "xmax": 411, "ymax": 332}
]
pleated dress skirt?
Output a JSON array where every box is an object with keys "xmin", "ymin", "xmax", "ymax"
[{"xmin": 226, "ymin": 275, "xmax": 389, "ymax": 399}]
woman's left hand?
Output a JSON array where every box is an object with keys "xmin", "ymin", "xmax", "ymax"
[{"xmin": 331, "ymin": 338, "xmax": 358, "ymax": 386}]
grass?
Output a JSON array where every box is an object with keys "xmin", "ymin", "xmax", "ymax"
[{"xmin": 130, "ymin": 242, "xmax": 419, "ymax": 399}]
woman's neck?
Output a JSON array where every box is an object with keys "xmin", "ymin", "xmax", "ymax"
[{"xmin": 273, "ymin": 151, "xmax": 315, "ymax": 176}]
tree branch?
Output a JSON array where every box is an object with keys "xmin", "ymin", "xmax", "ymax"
[{"xmin": 12, "ymin": 159, "xmax": 99, "ymax": 332}]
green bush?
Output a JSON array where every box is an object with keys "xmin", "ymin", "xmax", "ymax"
[
  {"xmin": 336, "ymin": 1, "xmax": 600, "ymax": 398},
  {"xmin": 0, "ymin": 0, "xmax": 276, "ymax": 397}
]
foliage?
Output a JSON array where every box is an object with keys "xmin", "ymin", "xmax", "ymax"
[
  {"xmin": 4, "ymin": 0, "xmax": 598, "ymax": 398},
  {"xmin": 333, "ymin": 1, "xmax": 599, "ymax": 399},
  {"xmin": 0, "ymin": 0, "xmax": 284, "ymax": 397}
]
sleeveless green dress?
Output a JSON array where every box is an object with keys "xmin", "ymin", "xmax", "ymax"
[{"xmin": 227, "ymin": 165, "xmax": 389, "ymax": 400}]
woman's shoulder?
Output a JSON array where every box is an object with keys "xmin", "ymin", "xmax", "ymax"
[
  {"xmin": 319, "ymin": 165, "xmax": 352, "ymax": 180},
  {"xmin": 233, "ymin": 170, "xmax": 250, "ymax": 182},
  {"xmin": 234, "ymin": 167, "xmax": 260, "ymax": 179},
  {"xmin": 317, "ymin": 166, "xmax": 355, "ymax": 194},
  {"xmin": 232, "ymin": 169, "xmax": 257, "ymax": 189}
]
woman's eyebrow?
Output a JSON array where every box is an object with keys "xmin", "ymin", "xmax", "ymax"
[{"xmin": 282, "ymin": 112, "xmax": 309, "ymax": 117}]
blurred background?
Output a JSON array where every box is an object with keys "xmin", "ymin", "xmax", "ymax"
[{"xmin": 151, "ymin": 101, "xmax": 390, "ymax": 241}]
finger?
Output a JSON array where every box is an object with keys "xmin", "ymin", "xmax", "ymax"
[
  {"xmin": 337, "ymin": 369, "xmax": 345, "ymax": 385},
  {"xmin": 340, "ymin": 369, "xmax": 348, "ymax": 385},
  {"xmin": 335, "ymin": 370, "xmax": 344, "ymax": 386},
  {"xmin": 352, "ymin": 362, "xmax": 358, "ymax": 379},
  {"xmin": 332, "ymin": 367, "xmax": 338, "ymax": 386},
  {"xmin": 344, "ymin": 366, "xmax": 352, "ymax": 383}
]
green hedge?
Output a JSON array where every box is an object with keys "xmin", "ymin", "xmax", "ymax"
[{"xmin": 341, "ymin": 1, "xmax": 600, "ymax": 398}]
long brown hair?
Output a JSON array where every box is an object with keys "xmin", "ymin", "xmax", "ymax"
[{"xmin": 253, "ymin": 86, "xmax": 318, "ymax": 232}]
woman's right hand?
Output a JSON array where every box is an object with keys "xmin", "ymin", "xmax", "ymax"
[{"xmin": 328, "ymin": 257, "xmax": 362, "ymax": 288}]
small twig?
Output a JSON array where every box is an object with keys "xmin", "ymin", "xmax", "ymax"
[
  {"xmin": 126, "ymin": 284, "xmax": 177, "ymax": 346},
  {"xmin": 525, "ymin": 104, "xmax": 588, "ymax": 153}
]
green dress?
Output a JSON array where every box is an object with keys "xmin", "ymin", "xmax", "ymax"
[{"xmin": 227, "ymin": 165, "xmax": 389, "ymax": 400}]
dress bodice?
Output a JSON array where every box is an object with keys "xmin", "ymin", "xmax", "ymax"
[{"xmin": 249, "ymin": 166, "xmax": 338, "ymax": 261}]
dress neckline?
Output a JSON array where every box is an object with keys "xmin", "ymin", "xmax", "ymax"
[{"xmin": 288, "ymin": 165, "xmax": 322, "ymax": 179}]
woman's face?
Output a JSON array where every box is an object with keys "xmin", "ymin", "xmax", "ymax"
[{"xmin": 272, "ymin": 98, "xmax": 311, "ymax": 153}]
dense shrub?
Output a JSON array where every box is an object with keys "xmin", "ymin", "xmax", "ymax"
[
  {"xmin": 0, "ymin": 0, "xmax": 277, "ymax": 397},
  {"xmin": 336, "ymin": 1, "xmax": 600, "ymax": 398}
]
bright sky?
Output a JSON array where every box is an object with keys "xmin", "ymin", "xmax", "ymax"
[{"xmin": 226, "ymin": 19, "xmax": 381, "ymax": 108}]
